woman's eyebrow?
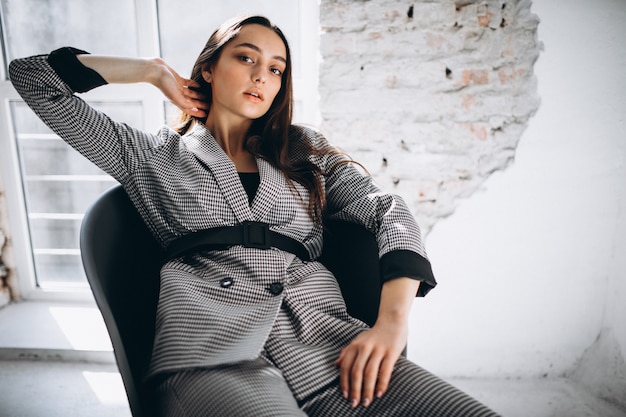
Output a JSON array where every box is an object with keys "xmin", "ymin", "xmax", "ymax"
[{"xmin": 233, "ymin": 42, "xmax": 287, "ymax": 64}]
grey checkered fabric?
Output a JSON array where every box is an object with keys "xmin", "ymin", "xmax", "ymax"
[
  {"xmin": 152, "ymin": 358, "xmax": 307, "ymax": 417},
  {"xmin": 300, "ymin": 357, "xmax": 500, "ymax": 416},
  {"xmin": 10, "ymin": 54, "xmax": 499, "ymax": 416},
  {"xmin": 152, "ymin": 356, "xmax": 500, "ymax": 417}
]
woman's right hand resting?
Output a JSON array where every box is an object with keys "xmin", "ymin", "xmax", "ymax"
[{"xmin": 76, "ymin": 54, "xmax": 208, "ymax": 118}]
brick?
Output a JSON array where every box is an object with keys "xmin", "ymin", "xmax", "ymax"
[{"xmin": 319, "ymin": 0, "xmax": 541, "ymax": 233}]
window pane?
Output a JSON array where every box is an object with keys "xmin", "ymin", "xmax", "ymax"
[
  {"xmin": 34, "ymin": 254, "xmax": 86, "ymax": 287},
  {"xmin": 157, "ymin": 0, "xmax": 301, "ymax": 77},
  {"xmin": 10, "ymin": 101, "xmax": 142, "ymax": 288},
  {"xmin": 0, "ymin": 0, "xmax": 137, "ymax": 65}
]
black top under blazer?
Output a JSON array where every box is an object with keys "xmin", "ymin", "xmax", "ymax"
[{"xmin": 9, "ymin": 48, "xmax": 436, "ymax": 401}]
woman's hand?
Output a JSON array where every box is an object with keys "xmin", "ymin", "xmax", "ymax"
[
  {"xmin": 149, "ymin": 58, "xmax": 208, "ymax": 118},
  {"xmin": 335, "ymin": 277, "xmax": 420, "ymax": 408},
  {"xmin": 335, "ymin": 318, "xmax": 408, "ymax": 408}
]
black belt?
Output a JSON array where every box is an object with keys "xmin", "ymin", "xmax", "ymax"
[{"xmin": 165, "ymin": 221, "xmax": 311, "ymax": 262}]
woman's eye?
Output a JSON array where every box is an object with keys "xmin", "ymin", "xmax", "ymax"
[
  {"xmin": 239, "ymin": 56, "xmax": 253, "ymax": 63},
  {"xmin": 270, "ymin": 68, "xmax": 283, "ymax": 76}
]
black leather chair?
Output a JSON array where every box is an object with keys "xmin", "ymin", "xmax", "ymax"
[{"xmin": 80, "ymin": 184, "xmax": 383, "ymax": 417}]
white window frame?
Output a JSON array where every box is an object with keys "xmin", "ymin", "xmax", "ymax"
[{"xmin": 0, "ymin": 0, "xmax": 319, "ymax": 301}]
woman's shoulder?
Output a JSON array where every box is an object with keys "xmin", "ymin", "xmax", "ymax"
[
  {"xmin": 158, "ymin": 124, "xmax": 182, "ymax": 140},
  {"xmin": 287, "ymin": 124, "xmax": 348, "ymax": 167},
  {"xmin": 289, "ymin": 124, "xmax": 330, "ymax": 148}
]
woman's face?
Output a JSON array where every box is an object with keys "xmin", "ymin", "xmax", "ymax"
[{"xmin": 202, "ymin": 24, "xmax": 287, "ymax": 125}]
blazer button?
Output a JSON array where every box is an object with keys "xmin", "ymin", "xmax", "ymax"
[
  {"xmin": 268, "ymin": 282, "xmax": 284, "ymax": 296},
  {"xmin": 220, "ymin": 277, "xmax": 233, "ymax": 288}
]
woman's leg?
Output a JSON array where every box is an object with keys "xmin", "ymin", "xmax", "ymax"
[
  {"xmin": 301, "ymin": 357, "xmax": 500, "ymax": 417},
  {"xmin": 152, "ymin": 358, "xmax": 306, "ymax": 417}
]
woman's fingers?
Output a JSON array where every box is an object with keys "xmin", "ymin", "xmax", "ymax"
[
  {"xmin": 361, "ymin": 350, "xmax": 385, "ymax": 406},
  {"xmin": 335, "ymin": 347, "xmax": 356, "ymax": 403},
  {"xmin": 153, "ymin": 59, "xmax": 209, "ymax": 114},
  {"xmin": 347, "ymin": 347, "xmax": 370, "ymax": 407},
  {"xmin": 185, "ymin": 106, "xmax": 207, "ymax": 118},
  {"xmin": 184, "ymin": 78, "xmax": 202, "ymax": 89},
  {"xmin": 182, "ymin": 84, "xmax": 205, "ymax": 100},
  {"xmin": 375, "ymin": 355, "xmax": 395, "ymax": 399},
  {"xmin": 336, "ymin": 342, "xmax": 384, "ymax": 408},
  {"xmin": 335, "ymin": 326, "xmax": 406, "ymax": 409},
  {"xmin": 156, "ymin": 66, "xmax": 207, "ymax": 116},
  {"xmin": 174, "ymin": 82, "xmax": 207, "ymax": 117}
]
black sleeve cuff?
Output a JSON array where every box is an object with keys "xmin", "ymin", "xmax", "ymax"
[
  {"xmin": 380, "ymin": 250, "xmax": 437, "ymax": 297},
  {"xmin": 47, "ymin": 47, "xmax": 108, "ymax": 93}
]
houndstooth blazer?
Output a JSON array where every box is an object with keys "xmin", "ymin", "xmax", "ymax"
[{"xmin": 10, "ymin": 49, "xmax": 436, "ymax": 401}]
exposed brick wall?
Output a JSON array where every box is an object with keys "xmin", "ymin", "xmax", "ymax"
[{"xmin": 319, "ymin": 0, "xmax": 541, "ymax": 233}]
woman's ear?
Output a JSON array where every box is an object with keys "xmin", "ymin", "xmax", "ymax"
[{"xmin": 201, "ymin": 67, "xmax": 212, "ymax": 84}]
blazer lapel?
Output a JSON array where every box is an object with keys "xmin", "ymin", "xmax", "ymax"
[
  {"xmin": 183, "ymin": 124, "xmax": 253, "ymax": 223},
  {"xmin": 251, "ymin": 158, "xmax": 288, "ymax": 221}
]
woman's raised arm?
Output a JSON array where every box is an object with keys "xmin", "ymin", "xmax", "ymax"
[
  {"xmin": 9, "ymin": 49, "xmax": 205, "ymax": 183},
  {"xmin": 76, "ymin": 54, "xmax": 208, "ymax": 118}
]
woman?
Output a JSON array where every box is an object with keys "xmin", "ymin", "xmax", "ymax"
[{"xmin": 10, "ymin": 15, "xmax": 499, "ymax": 417}]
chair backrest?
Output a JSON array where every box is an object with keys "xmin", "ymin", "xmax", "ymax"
[
  {"xmin": 80, "ymin": 185, "xmax": 162, "ymax": 417},
  {"xmin": 80, "ymin": 185, "xmax": 383, "ymax": 416},
  {"xmin": 319, "ymin": 220, "xmax": 382, "ymax": 327}
]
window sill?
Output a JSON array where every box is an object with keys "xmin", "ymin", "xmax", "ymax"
[{"xmin": 0, "ymin": 300, "xmax": 114, "ymax": 363}]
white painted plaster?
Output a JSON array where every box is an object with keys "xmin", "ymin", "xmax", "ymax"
[{"xmin": 410, "ymin": 2, "xmax": 626, "ymax": 404}]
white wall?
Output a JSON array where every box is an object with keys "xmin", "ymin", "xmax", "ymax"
[{"xmin": 410, "ymin": 0, "xmax": 626, "ymax": 388}]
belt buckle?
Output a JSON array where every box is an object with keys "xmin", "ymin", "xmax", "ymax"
[{"xmin": 242, "ymin": 221, "xmax": 271, "ymax": 249}]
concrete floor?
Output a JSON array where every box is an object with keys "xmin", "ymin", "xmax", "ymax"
[
  {"xmin": 0, "ymin": 358, "xmax": 131, "ymax": 417},
  {"xmin": 0, "ymin": 301, "xmax": 625, "ymax": 417}
]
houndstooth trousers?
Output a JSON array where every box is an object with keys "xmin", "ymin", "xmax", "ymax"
[{"xmin": 151, "ymin": 307, "xmax": 500, "ymax": 417}]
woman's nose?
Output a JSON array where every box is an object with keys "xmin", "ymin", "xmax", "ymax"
[{"xmin": 251, "ymin": 68, "xmax": 266, "ymax": 84}]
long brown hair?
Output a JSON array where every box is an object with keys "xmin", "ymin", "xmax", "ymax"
[{"xmin": 172, "ymin": 15, "xmax": 336, "ymax": 222}]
